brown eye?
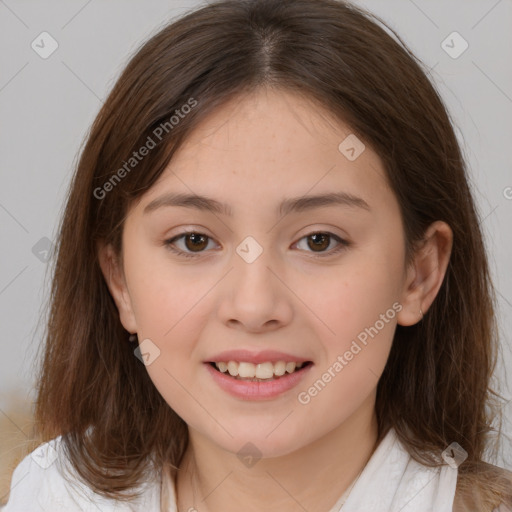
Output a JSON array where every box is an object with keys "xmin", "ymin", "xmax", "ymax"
[
  {"xmin": 165, "ymin": 232, "xmax": 217, "ymax": 258},
  {"xmin": 295, "ymin": 232, "xmax": 348, "ymax": 257},
  {"xmin": 165, "ymin": 230, "xmax": 349, "ymax": 260},
  {"xmin": 183, "ymin": 233, "xmax": 209, "ymax": 252},
  {"xmin": 306, "ymin": 233, "xmax": 331, "ymax": 252}
]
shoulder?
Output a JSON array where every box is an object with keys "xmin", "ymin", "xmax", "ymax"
[
  {"xmin": 452, "ymin": 464, "xmax": 512, "ymax": 512},
  {"xmin": 488, "ymin": 464, "xmax": 512, "ymax": 512},
  {"xmin": 0, "ymin": 437, "xmax": 162, "ymax": 512},
  {"xmin": 494, "ymin": 504, "xmax": 512, "ymax": 512}
]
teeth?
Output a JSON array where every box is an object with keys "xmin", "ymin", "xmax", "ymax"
[
  {"xmin": 227, "ymin": 361, "xmax": 238, "ymax": 377},
  {"xmin": 274, "ymin": 361, "xmax": 286, "ymax": 376},
  {"xmin": 217, "ymin": 362, "xmax": 228, "ymax": 373},
  {"xmin": 213, "ymin": 360, "xmax": 306, "ymax": 379},
  {"xmin": 285, "ymin": 362, "xmax": 296, "ymax": 374}
]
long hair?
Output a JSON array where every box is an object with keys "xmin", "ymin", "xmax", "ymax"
[{"xmin": 32, "ymin": 0, "xmax": 510, "ymax": 508}]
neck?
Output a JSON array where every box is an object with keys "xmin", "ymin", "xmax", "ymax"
[{"xmin": 176, "ymin": 393, "xmax": 380, "ymax": 512}]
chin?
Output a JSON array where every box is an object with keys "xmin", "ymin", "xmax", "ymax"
[{"xmin": 211, "ymin": 422, "xmax": 310, "ymax": 459}]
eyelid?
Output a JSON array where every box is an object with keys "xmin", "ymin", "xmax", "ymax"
[{"xmin": 164, "ymin": 229, "xmax": 350, "ymax": 259}]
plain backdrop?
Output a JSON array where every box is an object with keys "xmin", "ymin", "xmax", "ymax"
[{"xmin": 0, "ymin": 0, "xmax": 511, "ymax": 468}]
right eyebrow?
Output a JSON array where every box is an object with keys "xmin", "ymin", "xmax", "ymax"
[{"xmin": 143, "ymin": 191, "xmax": 371, "ymax": 217}]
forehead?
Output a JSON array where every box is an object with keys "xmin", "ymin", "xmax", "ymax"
[{"xmin": 135, "ymin": 87, "xmax": 393, "ymax": 218}]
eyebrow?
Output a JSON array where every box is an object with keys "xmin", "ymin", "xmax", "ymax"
[{"xmin": 143, "ymin": 191, "xmax": 371, "ymax": 217}]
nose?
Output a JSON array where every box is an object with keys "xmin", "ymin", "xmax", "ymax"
[{"xmin": 217, "ymin": 251, "xmax": 294, "ymax": 333}]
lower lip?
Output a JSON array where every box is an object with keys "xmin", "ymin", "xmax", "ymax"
[{"xmin": 205, "ymin": 362, "xmax": 313, "ymax": 400}]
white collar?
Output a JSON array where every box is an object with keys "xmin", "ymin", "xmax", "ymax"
[
  {"xmin": 341, "ymin": 427, "xmax": 458, "ymax": 511},
  {"xmin": 160, "ymin": 427, "xmax": 458, "ymax": 512}
]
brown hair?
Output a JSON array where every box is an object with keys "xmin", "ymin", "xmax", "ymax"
[{"xmin": 31, "ymin": 0, "xmax": 511, "ymax": 508}]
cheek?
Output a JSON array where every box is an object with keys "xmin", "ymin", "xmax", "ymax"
[
  {"xmin": 125, "ymin": 244, "xmax": 206, "ymax": 336},
  {"xmin": 299, "ymin": 252, "xmax": 401, "ymax": 402},
  {"xmin": 306, "ymin": 254, "xmax": 402, "ymax": 341},
  {"xmin": 293, "ymin": 269, "xmax": 399, "ymax": 434},
  {"xmin": 124, "ymin": 246, "xmax": 213, "ymax": 366}
]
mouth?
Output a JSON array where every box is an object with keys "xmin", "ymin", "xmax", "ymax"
[{"xmin": 208, "ymin": 360, "xmax": 313, "ymax": 381}]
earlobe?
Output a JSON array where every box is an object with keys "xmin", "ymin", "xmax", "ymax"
[
  {"xmin": 397, "ymin": 221, "xmax": 453, "ymax": 327},
  {"xmin": 97, "ymin": 242, "xmax": 138, "ymax": 334}
]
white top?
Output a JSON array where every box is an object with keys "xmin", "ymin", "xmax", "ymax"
[{"xmin": 1, "ymin": 427, "xmax": 463, "ymax": 511}]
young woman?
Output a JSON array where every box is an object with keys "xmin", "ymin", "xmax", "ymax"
[{"xmin": 2, "ymin": 0, "xmax": 511, "ymax": 510}]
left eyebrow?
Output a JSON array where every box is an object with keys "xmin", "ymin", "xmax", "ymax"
[{"xmin": 143, "ymin": 191, "xmax": 371, "ymax": 217}]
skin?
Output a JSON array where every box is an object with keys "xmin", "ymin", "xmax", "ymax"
[{"xmin": 99, "ymin": 86, "xmax": 453, "ymax": 512}]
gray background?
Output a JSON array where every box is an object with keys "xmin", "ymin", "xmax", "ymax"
[{"xmin": 1, "ymin": 0, "xmax": 511, "ymax": 467}]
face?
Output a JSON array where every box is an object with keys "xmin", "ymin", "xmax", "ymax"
[{"xmin": 101, "ymin": 87, "xmax": 420, "ymax": 458}]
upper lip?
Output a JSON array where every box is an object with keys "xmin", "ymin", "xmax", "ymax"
[{"xmin": 205, "ymin": 349, "xmax": 311, "ymax": 365}]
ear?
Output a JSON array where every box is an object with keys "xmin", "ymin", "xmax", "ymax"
[
  {"xmin": 97, "ymin": 242, "xmax": 138, "ymax": 334},
  {"xmin": 396, "ymin": 221, "xmax": 453, "ymax": 326}
]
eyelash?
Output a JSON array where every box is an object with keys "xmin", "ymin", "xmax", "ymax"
[{"xmin": 164, "ymin": 231, "xmax": 350, "ymax": 259}]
